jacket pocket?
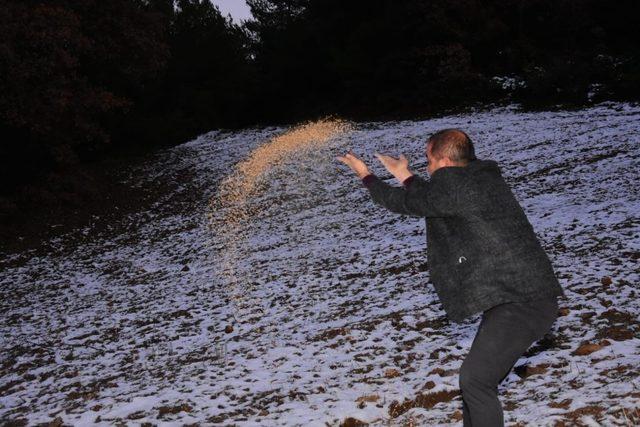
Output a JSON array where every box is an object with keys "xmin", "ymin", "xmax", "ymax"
[{"xmin": 453, "ymin": 251, "xmax": 474, "ymax": 284}]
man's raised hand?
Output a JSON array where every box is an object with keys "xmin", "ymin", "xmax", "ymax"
[
  {"xmin": 374, "ymin": 152, "xmax": 414, "ymax": 183},
  {"xmin": 336, "ymin": 150, "xmax": 371, "ymax": 179}
]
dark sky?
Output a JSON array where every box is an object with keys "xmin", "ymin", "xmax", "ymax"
[{"xmin": 211, "ymin": 0, "xmax": 253, "ymax": 23}]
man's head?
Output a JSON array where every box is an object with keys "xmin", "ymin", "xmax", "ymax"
[{"xmin": 425, "ymin": 128, "xmax": 476, "ymax": 176}]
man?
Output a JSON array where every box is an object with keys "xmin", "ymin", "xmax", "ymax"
[{"xmin": 336, "ymin": 128, "xmax": 565, "ymax": 426}]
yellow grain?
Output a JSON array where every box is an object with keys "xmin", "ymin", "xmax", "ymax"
[{"xmin": 206, "ymin": 116, "xmax": 354, "ymax": 326}]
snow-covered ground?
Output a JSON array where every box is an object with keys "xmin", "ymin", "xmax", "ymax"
[{"xmin": 1, "ymin": 101, "xmax": 639, "ymax": 426}]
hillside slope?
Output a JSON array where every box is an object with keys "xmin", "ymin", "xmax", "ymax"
[{"xmin": 1, "ymin": 102, "xmax": 639, "ymax": 426}]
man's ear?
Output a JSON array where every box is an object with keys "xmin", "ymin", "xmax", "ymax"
[{"xmin": 443, "ymin": 157, "xmax": 459, "ymax": 167}]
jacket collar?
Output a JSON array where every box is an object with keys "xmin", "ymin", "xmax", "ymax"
[{"xmin": 431, "ymin": 158, "xmax": 500, "ymax": 178}]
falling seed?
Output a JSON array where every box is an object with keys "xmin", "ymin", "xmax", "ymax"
[{"xmin": 206, "ymin": 117, "xmax": 354, "ymax": 330}]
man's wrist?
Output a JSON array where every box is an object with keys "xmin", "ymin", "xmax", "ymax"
[
  {"xmin": 361, "ymin": 173, "xmax": 376, "ymax": 187},
  {"xmin": 395, "ymin": 169, "xmax": 414, "ymax": 183},
  {"xmin": 402, "ymin": 174, "xmax": 416, "ymax": 187},
  {"xmin": 397, "ymin": 171, "xmax": 414, "ymax": 184}
]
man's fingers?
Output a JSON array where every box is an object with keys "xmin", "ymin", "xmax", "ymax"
[
  {"xmin": 375, "ymin": 152, "xmax": 393, "ymax": 165},
  {"xmin": 336, "ymin": 155, "xmax": 357, "ymax": 168},
  {"xmin": 376, "ymin": 152, "xmax": 396, "ymax": 161}
]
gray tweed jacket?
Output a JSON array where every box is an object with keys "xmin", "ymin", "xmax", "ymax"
[{"xmin": 363, "ymin": 158, "xmax": 565, "ymax": 323}]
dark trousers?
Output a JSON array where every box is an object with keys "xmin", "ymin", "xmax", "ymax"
[{"xmin": 459, "ymin": 296, "xmax": 559, "ymax": 426}]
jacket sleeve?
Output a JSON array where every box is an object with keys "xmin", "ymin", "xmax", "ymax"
[{"xmin": 362, "ymin": 172, "xmax": 459, "ymax": 218}]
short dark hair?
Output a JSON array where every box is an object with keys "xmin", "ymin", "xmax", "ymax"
[{"xmin": 427, "ymin": 128, "xmax": 476, "ymax": 164}]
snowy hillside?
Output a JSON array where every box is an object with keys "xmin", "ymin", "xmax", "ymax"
[{"xmin": 1, "ymin": 102, "xmax": 639, "ymax": 426}]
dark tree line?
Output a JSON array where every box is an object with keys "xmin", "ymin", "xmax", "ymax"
[
  {"xmin": 244, "ymin": 0, "xmax": 639, "ymax": 120},
  {"xmin": 0, "ymin": 0, "xmax": 638, "ymax": 220}
]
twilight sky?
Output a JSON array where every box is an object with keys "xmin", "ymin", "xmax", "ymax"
[{"xmin": 211, "ymin": 0, "xmax": 253, "ymax": 23}]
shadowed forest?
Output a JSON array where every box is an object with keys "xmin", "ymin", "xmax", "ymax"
[{"xmin": 1, "ymin": 0, "xmax": 639, "ymax": 227}]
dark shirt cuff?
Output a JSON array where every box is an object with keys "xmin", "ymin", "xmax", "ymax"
[
  {"xmin": 362, "ymin": 173, "xmax": 376, "ymax": 187},
  {"xmin": 402, "ymin": 175, "xmax": 416, "ymax": 187}
]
